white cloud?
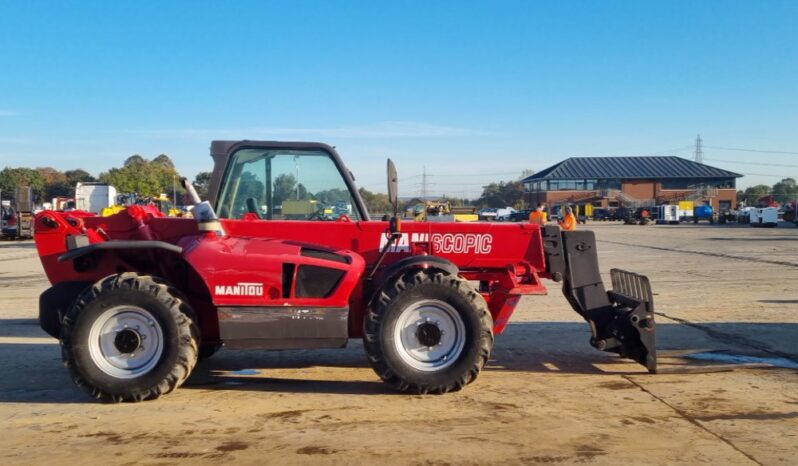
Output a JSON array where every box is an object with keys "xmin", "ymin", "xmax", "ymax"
[{"xmin": 124, "ymin": 121, "xmax": 486, "ymax": 140}]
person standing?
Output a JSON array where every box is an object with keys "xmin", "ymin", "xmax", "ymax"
[
  {"xmin": 559, "ymin": 206, "xmax": 577, "ymax": 231},
  {"xmin": 528, "ymin": 203, "xmax": 548, "ymax": 226}
]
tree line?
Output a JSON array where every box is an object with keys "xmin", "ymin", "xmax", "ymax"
[
  {"xmin": 737, "ymin": 178, "xmax": 798, "ymax": 205},
  {"xmin": 0, "ymin": 167, "xmax": 95, "ymax": 201},
  {"xmin": 0, "ymin": 154, "xmax": 198, "ymax": 204},
  {"xmin": 12, "ymin": 155, "xmax": 790, "ymax": 214},
  {"xmin": 0, "ymin": 156, "xmax": 527, "ymax": 212}
]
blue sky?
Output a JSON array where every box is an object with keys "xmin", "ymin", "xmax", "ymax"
[{"xmin": 1, "ymin": 0, "xmax": 796, "ymax": 197}]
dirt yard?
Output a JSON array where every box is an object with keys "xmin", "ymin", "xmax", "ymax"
[{"xmin": 1, "ymin": 223, "xmax": 797, "ymax": 465}]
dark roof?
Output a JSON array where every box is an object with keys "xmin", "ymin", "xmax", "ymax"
[{"xmin": 523, "ymin": 156, "xmax": 742, "ymax": 181}]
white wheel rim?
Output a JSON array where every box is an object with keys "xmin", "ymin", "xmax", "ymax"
[
  {"xmin": 88, "ymin": 306, "xmax": 164, "ymax": 379},
  {"xmin": 393, "ymin": 299, "xmax": 466, "ymax": 372}
]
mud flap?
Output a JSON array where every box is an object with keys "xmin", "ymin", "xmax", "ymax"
[{"xmin": 560, "ymin": 231, "xmax": 657, "ymax": 372}]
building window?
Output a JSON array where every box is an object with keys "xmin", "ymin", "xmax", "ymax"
[
  {"xmin": 661, "ymin": 178, "xmax": 736, "ymax": 190},
  {"xmin": 597, "ymin": 179, "xmax": 622, "ymax": 190},
  {"xmin": 546, "ymin": 179, "xmax": 591, "ymax": 191}
]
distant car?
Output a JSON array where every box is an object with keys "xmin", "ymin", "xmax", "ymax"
[
  {"xmin": 478, "ymin": 208, "xmax": 498, "ymax": 221},
  {"xmin": 495, "ymin": 207, "xmax": 517, "ymax": 221},
  {"xmin": 1, "ymin": 206, "xmax": 19, "ymax": 238},
  {"xmin": 592, "ymin": 208, "xmax": 615, "ymax": 221},
  {"xmin": 509, "ymin": 209, "xmax": 534, "ymax": 222}
]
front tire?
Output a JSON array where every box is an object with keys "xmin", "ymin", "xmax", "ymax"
[
  {"xmin": 61, "ymin": 273, "xmax": 199, "ymax": 402},
  {"xmin": 364, "ymin": 270, "xmax": 493, "ymax": 394}
]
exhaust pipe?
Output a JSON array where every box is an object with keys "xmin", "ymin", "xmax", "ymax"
[{"xmin": 179, "ymin": 177, "xmax": 225, "ymax": 237}]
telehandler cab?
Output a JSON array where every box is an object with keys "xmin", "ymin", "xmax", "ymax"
[{"xmin": 35, "ymin": 141, "xmax": 656, "ymax": 402}]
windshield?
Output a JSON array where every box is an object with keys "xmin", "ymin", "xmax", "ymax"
[{"xmin": 217, "ymin": 148, "xmax": 362, "ymax": 221}]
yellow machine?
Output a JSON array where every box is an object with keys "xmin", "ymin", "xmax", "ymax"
[
  {"xmin": 450, "ymin": 206, "xmax": 479, "ymax": 222},
  {"xmin": 412, "ymin": 201, "xmax": 478, "ymax": 222},
  {"xmin": 100, "ymin": 194, "xmax": 181, "ymax": 218},
  {"xmin": 282, "ymin": 199, "xmax": 319, "ymax": 219},
  {"xmin": 153, "ymin": 194, "xmax": 181, "ymax": 217},
  {"xmin": 100, "ymin": 205, "xmax": 126, "ymax": 217}
]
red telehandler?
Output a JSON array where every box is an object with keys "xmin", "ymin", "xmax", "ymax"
[{"xmin": 35, "ymin": 141, "xmax": 656, "ymax": 402}]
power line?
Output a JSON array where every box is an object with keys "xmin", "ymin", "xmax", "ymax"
[
  {"xmin": 739, "ymin": 172, "xmax": 794, "ymax": 178},
  {"xmin": 644, "ymin": 145, "xmax": 694, "ymax": 156},
  {"xmin": 420, "ymin": 166, "xmax": 428, "ymax": 201},
  {"xmin": 704, "ymin": 158, "xmax": 798, "ymax": 169},
  {"xmin": 411, "ymin": 182, "xmax": 497, "ymax": 186},
  {"xmin": 426, "ymin": 171, "xmax": 523, "ymax": 178},
  {"xmin": 705, "ymin": 145, "xmax": 798, "ymax": 155}
]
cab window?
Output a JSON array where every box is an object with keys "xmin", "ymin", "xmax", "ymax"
[{"xmin": 217, "ymin": 148, "xmax": 361, "ymax": 221}]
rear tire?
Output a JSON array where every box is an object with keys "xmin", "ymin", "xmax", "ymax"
[
  {"xmin": 61, "ymin": 273, "xmax": 199, "ymax": 402},
  {"xmin": 364, "ymin": 270, "xmax": 493, "ymax": 394}
]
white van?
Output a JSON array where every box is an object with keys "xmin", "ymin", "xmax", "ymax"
[
  {"xmin": 75, "ymin": 183, "xmax": 117, "ymax": 214},
  {"xmin": 749, "ymin": 207, "xmax": 778, "ymax": 227}
]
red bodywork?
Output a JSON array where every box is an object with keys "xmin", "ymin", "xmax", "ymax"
[{"xmin": 35, "ymin": 206, "xmax": 551, "ymax": 344}]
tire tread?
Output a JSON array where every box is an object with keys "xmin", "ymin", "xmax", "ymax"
[
  {"xmin": 364, "ymin": 270, "xmax": 493, "ymax": 394},
  {"xmin": 61, "ymin": 273, "xmax": 199, "ymax": 403}
]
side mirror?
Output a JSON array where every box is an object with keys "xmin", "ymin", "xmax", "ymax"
[{"xmin": 387, "ymin": 159, "xmax": 399, "ymax": 211}]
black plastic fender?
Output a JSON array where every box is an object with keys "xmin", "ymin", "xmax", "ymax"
[
  {"xmin": 58, "ymin": 240, "xmax": 182, "ymax": 263},
  {"xmin": 39, "ymin": 281, "xmax": 93, "ymax": 338},
  {"xmin": 367, "ymin": 255, "xmax": 459, "ymax": 306}
]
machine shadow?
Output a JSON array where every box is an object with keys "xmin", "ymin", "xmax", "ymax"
[
  {"xmin": 707, "ymin": 237, "xmax": 798, "ymax": 241},
  {"xmin": 183, "ymin": 346, "xmax": 393, "ymax": 396},
  {"xmin": 184, "ymin": 371, "xmax": 395, "ymax": 396},
  {"xmin": 0, "ymin": 240, "xmax": 37, "ymax": 248},
  {"xmin": 490, "ymin": 321, "xmax": 798, "ymax": 374},
  {"xmin": 0, "ymin": 318, "xmax": 43, "ymax": 337},
  {"xmin": 1, "ymin": 318, "xmax": 796, "ymax": 402}
]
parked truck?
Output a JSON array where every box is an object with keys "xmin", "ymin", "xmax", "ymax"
[
  {"xmin": 0, "ymin": 186, "xmax": 34, "ymax": 239},
  {"xmin": 75, "ymin": 182, "xmax": 117, "ymax": 214}
]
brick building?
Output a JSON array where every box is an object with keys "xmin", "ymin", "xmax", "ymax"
[{"xmin": 523, "ymin": 156, "xmax": 742, "ymax": 212}]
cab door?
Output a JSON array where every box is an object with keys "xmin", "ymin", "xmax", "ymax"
[{"xmin": 215, "ymin": 144, "xmax": 368, "ymax": 223}]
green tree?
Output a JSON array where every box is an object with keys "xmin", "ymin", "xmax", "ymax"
[
  {"xmin": 0, "ymin": 167, "xmax": 46, "ymax": 202},
  {"xmin": 477, "ymin": 180, "xmax": 525, "ymax": 208},
  {"xmin": 124, "ymin": 155, "xmax": 146, "ymax": 167},
  {"xmin": 315, "ymin": 188, "xmax": 351, "ymax": 205},
  {"xmin": 64, "ymin": 169, "xmax": 95, "ymax": 185},
  {"xmin": 99, "ymin": 155, "xmax": 182, "ymax": 198},
  {"xmin": 193, "ymin": 171, "xmax": 212, "ymax": 200},
  {"xmin": 738, "ymin": 184, "xmax": 771, "ymax": 205},
  {"xmin": 273, "ymin": 174, "xmax": 297, "ymax": 206},
  {"xmin": 772, "ymin": 178, "xmax": 798, "ymax": 203},
  {"xmin": 152, "ymin": 154, "xmax": 175, "ymax": 168},
  {"xmin": 36, "ymin": 167, "xmax": 71, "ymax": 200},
  {"xmin": 358, "ymin": 188, "xmax": 393, "ymax": 214},
  {"xmin": 231, "ymin": 172, "xmax": 265, "ymax": 216}
]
